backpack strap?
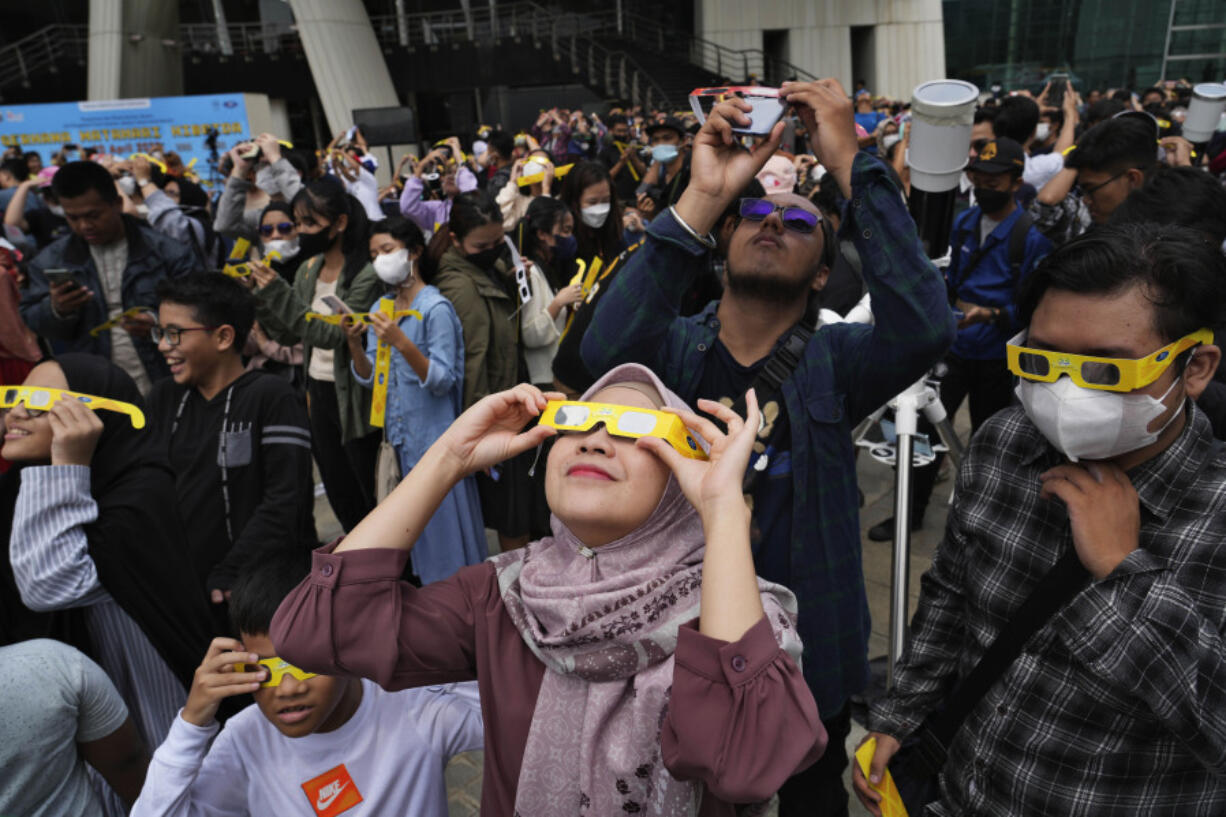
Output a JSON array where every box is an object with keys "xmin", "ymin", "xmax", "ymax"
[{"xmin": 1007, "ymin": 211, "xmax": 1033, "ymax": 280}]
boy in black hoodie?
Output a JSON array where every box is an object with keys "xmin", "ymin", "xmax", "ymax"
[{"xmin": 147, "ymin": 273, "xmax": 315, "ymax": 608}]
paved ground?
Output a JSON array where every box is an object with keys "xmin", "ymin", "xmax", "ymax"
[{"xmin": 312, "ymin": 405, "xmax": 970, "ymax": 816}]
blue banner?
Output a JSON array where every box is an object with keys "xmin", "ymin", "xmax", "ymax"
[{"xmin": 0, "ymin": 93, "xmax": 255, "ymax": 187}]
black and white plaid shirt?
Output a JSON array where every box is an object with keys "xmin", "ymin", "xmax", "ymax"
[{"xmin": 871, "ymin": 402, "xmax": 1226, "ymax": 815}]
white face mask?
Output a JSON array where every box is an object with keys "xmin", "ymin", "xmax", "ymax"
[
  {"xmin": 1015, "ymin": 371, "xmax": 1184, "ymax": 462},
  {"xmin": 581, "ymin": 202, "xmax": 610, "ymax": 229},
  {"xmin": 1035, "ymin": 122, "xmax": 1051, "ymax": 142},
  {"xmin": 373, "ymin": 248, "xmax": 413, "ymax": 286},
  {"xmin": 116, "ymin": 175, "xmax": 137, "ymax": 197},
  {"xmin": 263, "ymin": 237, "xmax": 299, "ymax": 261}
]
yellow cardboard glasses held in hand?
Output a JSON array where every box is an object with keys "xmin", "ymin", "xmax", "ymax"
[
  {"xmin": 1006, "ymin": 328, "xmax": 1213, "ymax": 392},
  {"xmin": 305, "ymin": 309, "xmax": 422, "ymax": 325},
  {"xmin": 89, "ymin": 306, "xmax": 155, "ymax": 337},
  {"xmin": 232, "ymin": 656, "xmax": 318, "ymax": 688},
  {"xmin": 539, "ymin": 400, "xmax": 708, "ymax": 460},
  {"xmin": 0, "ymin": 386, "xmax": 146, "ymax": 428}
]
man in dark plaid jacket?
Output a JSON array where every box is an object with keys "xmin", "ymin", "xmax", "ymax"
[
  {"xmin": 860, "ymin": 224, "xmax": 1226, "ymax": 815},
  {"xmin": 583, "ymin": 79, "xmax": 954, "ymax": 814}
]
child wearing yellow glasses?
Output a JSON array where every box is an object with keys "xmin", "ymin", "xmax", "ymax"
[{"xmin": 131, "ymin": 550, "xmax": 483, "ymax": 817}]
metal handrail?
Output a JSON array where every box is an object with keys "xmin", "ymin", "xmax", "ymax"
[
  {"xmin": 0, "ymin": 24, "xmax": 88, "ymax": 90},
  {"xmin": 576, "ymin": 7, "xmax": 818, "ymax": 85}
]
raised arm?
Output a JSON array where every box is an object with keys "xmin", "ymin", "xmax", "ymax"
[
  {"xmin": 582, "ymin": 95, "xmax": 785, "ymax": 378},
  {"xmin": 642, "ymin": 392, "xmax": 825, "ymax": 799}
]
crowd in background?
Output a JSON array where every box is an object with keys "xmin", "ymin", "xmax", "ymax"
[{"xmin": 2, "ymin": 69, "xmax": 1226, "ymax": 817}]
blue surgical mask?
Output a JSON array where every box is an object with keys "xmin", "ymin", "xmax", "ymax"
[
  {"xmin": 554, "ymin": 233, "xmax": 578, "ymax": 262},
  {"xmin": 651, "ymin": 144, "xmax": 679, "ymax": 164}
]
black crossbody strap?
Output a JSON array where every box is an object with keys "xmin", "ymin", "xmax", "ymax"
[
  {"xmin": 925, "ymin": 547, "xmax": 1088, "ymax": 748},
  {"xmin": 728, "ymin": 322, "xmax": 814, "ymax": 494}
]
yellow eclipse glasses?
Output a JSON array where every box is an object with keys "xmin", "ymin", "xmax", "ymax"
[
  {"xmin": 539, "ymin": 400, "xmax": 708, "ymax": 459},
  {"xmin": 222, "ymin": 249, "xmax": 282, "ymax": 279},
  {"xmin": 89, "ymin": 306, "xmax": 154, "ymax": 337},
  {"xmin": 304, "ymin": 309, "xmax": 422, "ymax": 326},
  {"xmin": 233, "ymin": 656, "xmax": 318, "ymax": 688},
  {"xmin": 0, "ymin": 386, "xmax": 146, "ymax": 428},
  {"xmin": 1006, "ymin": 328, "xmax": 1213, "ymax": 392}
]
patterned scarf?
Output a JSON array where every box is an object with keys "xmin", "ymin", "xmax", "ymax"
[{"xmin": 490, "ymin": 364, "xmax": 803, "ymax": 816}]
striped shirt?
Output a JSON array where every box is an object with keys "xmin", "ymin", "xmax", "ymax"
[
  {"xmin": 871, "ymin": 404, "xmax": 1226, "ymax": 814},
  {"xmin": 10, "ymin": 465, "xmax": 187, "ymax": 752}
]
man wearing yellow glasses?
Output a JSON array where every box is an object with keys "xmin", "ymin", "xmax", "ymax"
[{"xmin": 859, "ymin": 224, "xmax": 1226, "ymax": 815}]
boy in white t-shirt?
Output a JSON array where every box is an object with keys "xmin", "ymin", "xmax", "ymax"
[{"xmin": 132, "ymin": 551, "xmax": 483, "ymax": 817}]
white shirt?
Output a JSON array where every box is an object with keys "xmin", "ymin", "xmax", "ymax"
[
  {"xmin": 343, "ymin": 166, "xmax": 387, "ymax": 223},
  {"xmin": 90, "ymin": 238, "xmax": 153, "ymax": 395},
  {"xmin": 132, "ymin": 679, "xmax": 483, "ymax": 817},
  {"xmin": 308, "ymin": 277, "xmax": 339, "ymax": 382}
]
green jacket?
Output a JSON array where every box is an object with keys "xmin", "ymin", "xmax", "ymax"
[
  {"xmin": 253, "ymin": 254, "xmax": 382, "ymax": 443},
  {"xmin": 434, "ymin": 246, "xmax": 518, "ymax": 409}
]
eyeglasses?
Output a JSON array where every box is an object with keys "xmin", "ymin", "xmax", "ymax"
[
  {"xmin": 539, "ymin": 400, "xmax": 708, "ymax": 459},
  {"xmin": 1006, "ymin": 328, "xmax": 1212, "ymax": 392},
  {"xmin": 232, "ymin": 656, "xmax": 318, "ymax": 688},
  {"xmin": 151, "ymin": 325, "xmax": 218, "ymax": 346},
  {"xmin": 0, "ymin": 385, "xmax": 146, "ymax": 428},
  {"xmin": 1077, "ymin": 170, "xmax": 1128, "ymax": 200},
  {"xmin": 738, "ymin": 198, "xmax": 821, "ymax": 234},
  {"xmin": 258, "ymin": 221, "xmax": 295, "ymax": 237}
]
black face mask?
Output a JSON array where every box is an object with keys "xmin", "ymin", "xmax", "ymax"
[
  {"xmin": 973, "ymin": 187, "xmax": 1013, "ymax": 213},
  {"xmin": 297, "ymin": 227, "xmax": 336, "ymax": 258},
  {"xmin": 466, "ymin": 243, "xmax": 506, "ymax": 271}
]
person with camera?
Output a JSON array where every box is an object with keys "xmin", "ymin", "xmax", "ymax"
[
  {"xmin": 582, "ymin": 79, "xmax": 954, "ymax": 814},
  {"xmin": 597, "ymin": 112, "xmax": 648, "ymax": 205},
  {"xmin": 397, "ymin": 137, "xmax": 479, "ymax": 237},
  {"xmin": 213, "ymin": 133, "xmax": 304, "ymax": 244}
]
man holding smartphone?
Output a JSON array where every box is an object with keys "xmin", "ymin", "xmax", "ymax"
[
  {"xmin": 20, "ymin": 161, "xmax": 196, "ymax": 393},
  {"xmin": 583, "ymin": 79, "xmax": 954, "ymax": 814}
]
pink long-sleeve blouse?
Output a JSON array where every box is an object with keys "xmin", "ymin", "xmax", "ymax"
[{"xmin": 270, "ymin": 544, "xmax": 825, "ymax": 815}]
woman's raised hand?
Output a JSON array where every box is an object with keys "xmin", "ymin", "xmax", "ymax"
[
  {"xmin": 437, "ymin": 384, "xmax": 560, "ymax": 477},
  {"xmin": 48, "ymin": 398, "xmax": 105, "ymax": 467},
  {"xmin": 637, "ymin": 389, "xmax": 761, "ymax": 518}
]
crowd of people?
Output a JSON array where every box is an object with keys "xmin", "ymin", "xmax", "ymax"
[{"xmin": 1, "ymin": 69, "xmax": 1226, "ymax": 817}]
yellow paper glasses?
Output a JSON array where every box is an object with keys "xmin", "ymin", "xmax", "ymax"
[
  {"xmin": 539, "ymin": 400, "xmax": 708, "ymax": 459},
  {"xmin": 0, "ymin": 386, "xmax": 146, "ymax": 428},
  {"xmin": 1007, "ymin": 328, "xmax": 1213, "ymax": 392},
  {"xmin": 232, "ymin": 656, "xmax": 318, "ymax": 688}
]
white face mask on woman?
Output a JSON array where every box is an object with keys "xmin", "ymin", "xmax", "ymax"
[
  {"xmin": 581, "ymin": 202, "xmax": 610, "ymax": 229},
  {"xmin": 1015, "ymin": 369, "xmax": 1185, "ymax": 462},
  {"xmin": 373, "ymin": 248, "xmax": 413, "ymax": 286},
  {"xmin": 263, "ymin": 237, "xmax": 300, "ymax": 261}
]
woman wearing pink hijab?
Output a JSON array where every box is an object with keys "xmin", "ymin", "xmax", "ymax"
[{"xmin": 270, "ymin": 363, "xmax": 825, "ymax": 815}]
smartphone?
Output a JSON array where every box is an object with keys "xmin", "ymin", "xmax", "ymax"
[
  {"xmin": 321, "ymin": 294, "xmax": 351, "ymax": 315},
  {"xmin": 44, "ymin": 269, "xmax": 84, "ymax": 290},
  {"xmin": 689, "ymin": 87, "xmax": 787, "ymax": 136},
  {"xmin": 1048, "ymin": 73, "xmax": 1069, "ymax": 108}
]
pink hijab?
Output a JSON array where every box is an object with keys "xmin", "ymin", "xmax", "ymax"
[{"xmin": 489, "ymin": 363, "xmax": 802, "ymax": 816}]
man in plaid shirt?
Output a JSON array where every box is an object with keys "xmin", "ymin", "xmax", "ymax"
[
  {"xmin": 583, "ymin": 80, "xmax": 954, "ymax": 814},
  {"xmin": 859, "ymin": 224, "xmax": 1226, "ymax": 815}
]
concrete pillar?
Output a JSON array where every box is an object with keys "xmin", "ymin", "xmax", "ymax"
[
  {"xmin": 88, "ymin": 0, "xmax": 184, "ymax": 100},
  {"xmin": 87, "ymin": 0, "xmax": 123, "ymax": 100},
  {"xmin": 288, "ymin": 0, "xmax": 400, "ymax": 138}
]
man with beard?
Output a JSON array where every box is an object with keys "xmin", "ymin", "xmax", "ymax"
[{"xmin": 582, "ymin": 79, "xmax": 954, "ymax": 815}]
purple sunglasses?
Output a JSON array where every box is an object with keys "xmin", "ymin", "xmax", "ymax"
[{"xmin": 738, "ymin": 198, "xmax": 821, "ymax": 234}]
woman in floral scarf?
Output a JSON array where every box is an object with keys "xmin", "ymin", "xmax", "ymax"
[{"xmin": 271, "ymin": 363, "xmax": 825, "ymax": 815}]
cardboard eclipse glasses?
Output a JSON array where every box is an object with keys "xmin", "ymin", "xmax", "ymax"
[
  {"xmin": 539, "ymin": 400, "xmax": 708, "ymax": 460},
  {"xmin": 0, "ymin": 386, "xmax": 146, "ymax": 428},
  {"xmin": 233, "ymin": 656, "xmax": 318, "ymax": 688},
  {"xmin": 1006, "ymin": 328, "xmax": 1212, "ymax": 392}
]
